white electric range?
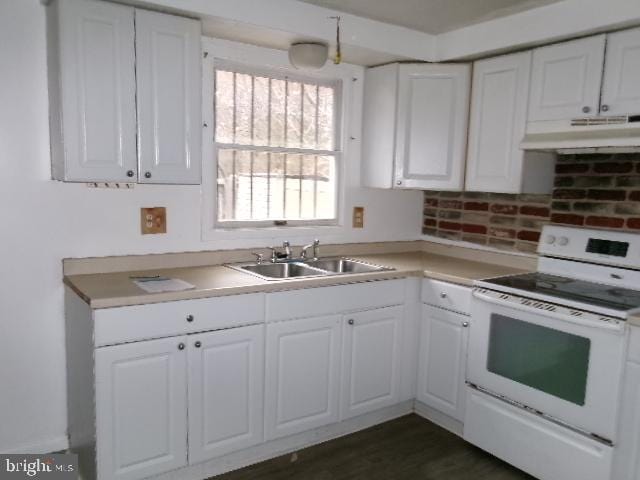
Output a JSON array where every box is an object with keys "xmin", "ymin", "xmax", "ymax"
[{"xmin": 464, "ymin": 225, "xmax": 640, "ymax": 480}]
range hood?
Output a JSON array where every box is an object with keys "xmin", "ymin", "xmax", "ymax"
[{"xmin": 520, "ymin": 115, "xmax": 640, "ymax": 153}]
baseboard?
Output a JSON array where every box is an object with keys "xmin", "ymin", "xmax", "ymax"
[
  {"xmin": 150, "ymin": 401, "xmax": 414, "ymax": 480},
  {"xmin": 413, "ymin": 400, "xmax": 463, "ymax": 437},
  {"xmin": 1, "ymin": 435, "xmax": 69, "ymax": 454}
]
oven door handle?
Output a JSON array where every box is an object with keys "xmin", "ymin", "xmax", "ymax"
[{"xmin": 473, "ymin": 290, "xmax": 626, "ymax": 333}]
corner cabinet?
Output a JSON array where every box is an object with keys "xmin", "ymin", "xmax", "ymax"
[
  {"xmin": 528, "ymin": 28, "xmax": 640, "ymax": 121},
  {"xmin": 362, "ymin": 63, "xmax": 471, "ymax": 191},
  {"xmin": 528, "ymin": 35, "xmax": 606, "ymax": 121},
  {"xmin": 47, "ymin": 0, "xmax": 202, "ymax": 184},
  {"xmin": 465, "ymin": 52, "xmax": 555, "ymax": 194}
]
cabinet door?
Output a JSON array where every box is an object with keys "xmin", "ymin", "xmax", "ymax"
[
  {"xmin": 612, "ymin": 362, "xmax": 640, "ymax": 479},
  {"xmin": 135, "ymin": 10, "xmax": 202, "ymax": 184},
  {"xmin": 601, "ymin": 27, "xmax": 640, "ymax": 115},
  {"xmin": 528, "ymin": 35, "xmax": 606, "ymax": 121},
  {"xmin": 264, "ymin": 315, "xmax": 342, "ymax": 440},
  {"xmin": 54, "ymin": 0, "xmax": 137, "ymax": 182},
  {"xmin": 188, "ymin": 324, "xmax": 264, "ymax": 463},
  {"xmin": 341, "ymin": 306, "xmax": 403, "ymax": 419},
  {"xmin": 95, "ymin": 336, "xmax": 188, "ymax": 480},
  {"xmin": 394, "ymin": 64, "xmax": 470, "ymax": 190},
  {"xmin": 466, "ymin": 52, "xmax": 532, "ymax": 193},
  {"xmin": 417, "ymin": 305, "xmax": 468, "ymax": 422}
]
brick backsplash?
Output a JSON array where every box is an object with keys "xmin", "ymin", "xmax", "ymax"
[{"xmin": 422, "ymin": 153, "xmax": 640, "ymax": 253}]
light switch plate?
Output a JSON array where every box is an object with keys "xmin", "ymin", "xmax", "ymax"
[
  {"xmin": 141, "ymin": 207, "xmax": 166, "ymax": 234},
  {"xmin": 353, "ymin": 206, "xmax": 364, "ymax": 228}
]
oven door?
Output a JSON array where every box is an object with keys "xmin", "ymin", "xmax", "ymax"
[{"xmin": 468, "ymin": 289, "xmax": 627, "ymax": 442}]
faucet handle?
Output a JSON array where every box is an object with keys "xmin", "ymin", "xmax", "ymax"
[{"xmin": 251, "ymin": 252, "xmax": 264, "ymax": 264}]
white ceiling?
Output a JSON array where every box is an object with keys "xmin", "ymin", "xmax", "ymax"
[{"xmin": 296, "ymin": 0, "xmax": 564, "ymax": 34}]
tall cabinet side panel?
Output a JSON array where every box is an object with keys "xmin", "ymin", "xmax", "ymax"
[{"xmin": 65, "ymin": 287, "xmax": 96, "ymax": 480}]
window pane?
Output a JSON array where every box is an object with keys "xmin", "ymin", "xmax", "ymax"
[
  {"xmin": 317, "ymin": 86, "xmax": 334, "ymax": 150},
  {"xmin": 315, "ymin": 155, "xmax": 336, "ymax": 219},
  {"xmin": 216, "ymin": 149, "xmax": 337, "ymax": 222},
  {"xmin": 214, "ymin": 67, "xmax": 339, "ymax": 225},
  {"xmin": 302, "ymin": 84, "xmax": 318, "ymax": 149},
  {"xmin": 234, "ymin": 73, "xmax": 252, "ymax": 145},
  {"xmin": 286, "ymin": 81, "xmax": 302, "ymax": 148},
  {"xmin": 215, "ymin": 71, "xmax": 234, "ymax": 143},
  {"xmin": 487, "ymin": 314, "xmax": 590, "ymax": 406},
  {"xmin": 270, "ymin": 79, "xmax": 286, "ymax": 147},
  {"xmin": 253, "ymin": 76, "xmax": 270, "ymax": 146}
]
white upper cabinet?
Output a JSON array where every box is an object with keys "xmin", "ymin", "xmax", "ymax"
[
  {"xmin": 48, "ymin": 0, "xmax": 137, "ymax": 182},
  {"xmin": 528, "ymin": 35, "xmax": 606, "ymax": 121},
  {"xmin": 601, "ymin": 27, "xmax": 640, "ymax": 116},
  {"xmin": 362, "ymin": 63, "xmax": 470, "ymax": 191},
  {"xmin": 47, "ymin": 0, "xmax": 201, "ymax": 184},
  {"xmin": 466, "ymin": 52, "xmax": 531, "ymax": 193},
  {"xmin": 135, "ymin": 10, "xmax": 202, "ymax": 184},
  {"xmin": 466, "ymin": 52, "xmax": 554, "ymax": 194}
]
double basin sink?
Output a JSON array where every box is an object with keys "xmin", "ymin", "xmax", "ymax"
[{"xmin": 227, "ymin": 257, "xmax": 394, "ymax": 280}]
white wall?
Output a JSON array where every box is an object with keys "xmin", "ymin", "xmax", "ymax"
[{"xmin": 0, "ymin": 0, "xmax": 422, "ymax": 453}]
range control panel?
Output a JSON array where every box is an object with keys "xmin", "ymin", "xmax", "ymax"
[{"xmin": 538, "ymin": 225, "xmax": 640, "ymax": 269}]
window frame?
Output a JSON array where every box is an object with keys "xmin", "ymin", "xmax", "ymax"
[{"xmin": 209, "ymin": 59, "xmax": 343, "ymax": 229}]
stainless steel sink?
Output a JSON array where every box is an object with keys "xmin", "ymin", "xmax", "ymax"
[
  {"xmin": 234, "ymin": 262, "xmax": 328, "ymax": 280},
  {"xmin": 227, "ymin": 257, "xmax": 394, "ymax": 280},
  {"xmin": 304, "ymin": 258, "xmax": 392, "ymax": 274}
]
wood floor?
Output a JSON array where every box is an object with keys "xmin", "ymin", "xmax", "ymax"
[{"xmin": 210, "ymin": 414, "xmax": 535, "ymax": 480}]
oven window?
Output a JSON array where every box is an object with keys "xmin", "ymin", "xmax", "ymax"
[{"xmin": 487, "ymin": 314, "xmax": 591, "ymax": 406}]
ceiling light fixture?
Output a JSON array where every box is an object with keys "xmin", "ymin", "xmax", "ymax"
[{"xmin": 288, "ymin": 42, "xmax": 329, "ymax": 71}]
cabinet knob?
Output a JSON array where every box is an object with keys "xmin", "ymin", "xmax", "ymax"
[
  {"xmin": 144, "ymin": 171, "xmax": 152, "ymax": 179},
  {"xmin": 440, "ymin": 292, "xmax": 447, "ymax": 299},
  {"xmin": 186, "ymin": 314, "xmax": 194, "ymax": 323},
  {"xmin": 582, "ymin": 106, "xmax": 591, "ymax": 114},
  {"xmin": 348, "ymin": 319, "xmax": 354, "ymax": 325},
  {"xmin": 126, "ymin": 170, "xmax": 134, "ymax": 178},
  {"xmin": 396, "ymin": 180, "xmax": 402, "ymax": 186},
  {"xmin": 194, "ymin": 341, "xmax": 202, "ymax": 348},
  {"xmin": 601, "ymin": 104, "xmax": 610, "ymax": 112},
  {"xmin": 462, "ymin": 321, "xmax": 469, "ymax": 328},
  {"xmin": 178, "ymin": 343, "xmax": 185, "ymax": 350}
]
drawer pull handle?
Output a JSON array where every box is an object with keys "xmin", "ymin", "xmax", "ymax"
[
  {"xmin": 186, "ymin": 314, "xmax": 194, "ymax": 322},
  {"xmin": 178, "ymin": 343, "xmax": 185, "ymax": 350},
  {"xmin": 195, "ymin": 341, "xmax": 202, "ymax": 348},
  {"xmin": 348, "ymin": 319, "xmax": 354, "ymax": 325},
  {"xmin": 440, "ymin": 292, "xmax": 447, "ymax": 299}
]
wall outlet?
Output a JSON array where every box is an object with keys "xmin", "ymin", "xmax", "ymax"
[
  {"xmin": 352, "ymin": 206, "xmax": 364, "ymax": 228},
  {"xmin": 141, "ymin": 207, "xmax": 167, "ymax": 234}
]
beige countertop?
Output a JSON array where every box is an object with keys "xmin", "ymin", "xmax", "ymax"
[{"xmin": 64, "ymin": 251, "xmax": 530, "ymax": 309}]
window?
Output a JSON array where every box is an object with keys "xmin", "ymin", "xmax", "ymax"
[{"xmin": 213, "ymin": 63, "xmax": 341, "ymax": 227}]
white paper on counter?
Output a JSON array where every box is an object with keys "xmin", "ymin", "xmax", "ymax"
[{"xmin": 133, "ymin": 278, "xmax": 196, "ymax": 293}]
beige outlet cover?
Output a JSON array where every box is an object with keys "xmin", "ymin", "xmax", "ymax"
[{"xmin": 141, "ymin": 207, "xmax": 167, "ymax": 234}]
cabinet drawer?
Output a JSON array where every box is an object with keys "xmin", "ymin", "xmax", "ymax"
[
  {"xmin": 422, "ymin": 279, "xmax": 471, "ymax": 315},
  {"xmin": 266, "ymin": 279, "xmax": 405, "ymax": 322},
  {"xmin": 94, "ymin": 293, "xmax": 265, "ymax": 346},
  {"xmin": 629, "ymin": 326, "xmax": 640, "ymax": 364}
]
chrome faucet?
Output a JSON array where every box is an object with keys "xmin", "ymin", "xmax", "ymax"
[
  {"xmin": 301, "ymin": 239, "xmax": 320, "ymax": 261},
  {"xmin": 268, "ymin": 241, "xmax": 293, "ymax": 263}
]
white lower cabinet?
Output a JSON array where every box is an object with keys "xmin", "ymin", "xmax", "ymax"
[
  {"xmin": 187, "ymin": 324, "xmax": 264, "ymax": 463},
  {"xmin": 417, "ymin": 305, "xmax": 469, "ymax": 422},
  {"xmin": 95, "ymin": 336, "xmax": 189, "ymax": 480},
  {"xmin": 264, "ymin": 315, "xmax": 343, "ymax": 441},
  {"xmin": 341, "ymin": 306, "xmax": 403, "ymax": 419}
]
